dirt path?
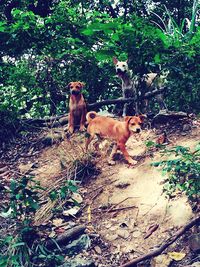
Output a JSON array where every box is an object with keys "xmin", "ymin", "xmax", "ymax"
[{"xmin": 80, "ymin": 127, "xmax": 199, "ymax": 265}]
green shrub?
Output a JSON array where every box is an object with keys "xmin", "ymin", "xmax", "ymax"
[{"xmin": 152, "ymin": 144, "xmax": 200, "ymax": 199}]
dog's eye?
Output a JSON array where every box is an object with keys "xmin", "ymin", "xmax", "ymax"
[
  {"xmin": 122, "ymin": 64, "xmax": 125, "ymax": 67},
  {"xmin": 76, "ymin": 86, "xmax": 80, "ymax": 89},
  {"xmin": 131, "ymin": 123, "xmax": 135, "ymax": 126}
]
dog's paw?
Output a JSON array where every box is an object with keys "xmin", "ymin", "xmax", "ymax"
[
  {"xmin": 108, "ymin": 160, "xmax": 116, "ymax": 166},
  {"xmin": 79, "ymin": 125, "xmax": 86, "ymax": 132},
  {"xmin": 128, "ymin": 159, "xmax": 138, "ymax": 165},
  {"xmin": 68, "ymin": 126, "xmax": 74, "ymax": 134}
]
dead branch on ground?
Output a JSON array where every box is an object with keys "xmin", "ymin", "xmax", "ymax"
[
  {"xmin": 45, "ymin": 225, "xmax": 86, "ymax": 249},
  {"xmin": 120, "ymin": 215, "xmax": 200, "ymax": 267}
]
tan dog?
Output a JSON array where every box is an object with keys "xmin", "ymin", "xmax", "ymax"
[
  {"xmin": 68, "ymin": 81, "xmax": 87, "ymax": 134},
  {"xmin": 86, "ymin": 111, "xmax": 145, "ymax": 165}
]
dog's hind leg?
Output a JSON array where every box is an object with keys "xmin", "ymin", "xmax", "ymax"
[
  {"xmin": 85, "ymin": 134, "xmax": 94, "ymax": 151},
  {"xmin": 93, "ymin": 134, "xmax": 103, "ymax": 152},
  {"xmin": 107, "ymin": 143, "xmax": 118, "ymax": 165},
  {"xmin": 155, "ymin": 92, "xmax": 167, "ymax": 110},
  {"xmin": 110, "ymin": 143, "xmax": 118, "ymax": 159}
]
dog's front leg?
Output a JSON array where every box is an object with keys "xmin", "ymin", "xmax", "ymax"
[
  {"xmin": 68, "ymin": 112, "xmax": 74, "ymax": 134},
  {"xmin": 143, "ymin": 98, "xmax": 150, "ymax": 114},
  {"xmin": 123, "ymin": 104, "xmax": 128, "ymax": 116},
  {"xmin": 122, "ymin": 88, "xmax": 128, "ymax": 116},
  {"xmin": 118, "ymin": 142, "xmax": 137, "ymax": 165},
  {"xmin": 79, "ymin": 107, "xmax": 86, "ymax": 131}
]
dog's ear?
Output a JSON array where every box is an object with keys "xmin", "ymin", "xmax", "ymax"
[
  {"xmin": 113, "ymin": 57, "xmax": 118, "ymax": 65},
  {"xmin": 78, "ymin": 81, "xmax": 85, "ymax": 88},
  {"xmin": 67, "ymin": 82, "xmax": 72, "ymax": 89},
  {"xmin": 124, "ymin": 116, "xmax": 132, "ymax": 123},
  {"xmin": 139, "ymin": 114, "xmax": 146, "ymax": 122}
]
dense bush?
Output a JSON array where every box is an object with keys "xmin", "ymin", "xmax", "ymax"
[{"xmin": 0, "ymin": 0, "xmax": 199, "ymax": 120}]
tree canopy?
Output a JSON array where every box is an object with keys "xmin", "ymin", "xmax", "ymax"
[{"xmin": 0, "ymin": 0, "xmax": 199, "ymax": 123}]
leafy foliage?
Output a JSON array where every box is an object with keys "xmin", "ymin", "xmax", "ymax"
[
  {"xmin": 152, "ymin": 144, "xmax": 200, "ymax": 199},
  {"xmin": 0, "ymin": 0, "xmax": 199, "ymax": 133}
]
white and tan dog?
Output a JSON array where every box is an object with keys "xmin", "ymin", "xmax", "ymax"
[{"xmin": 113, "ymin": 57, "xmax": 168, "ymax": 115}]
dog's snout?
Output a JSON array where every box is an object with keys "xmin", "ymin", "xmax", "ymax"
[
  {"xmin": 136, "ymin": 128, "xmax": 141, "ymax": 133},
  {"xmin": 71, "ymin": 90, "xmax": 80, "ymax": 95}
]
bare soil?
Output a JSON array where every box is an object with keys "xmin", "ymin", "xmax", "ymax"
[{"xmin": 0, "ymin": 119, "xmax": 199, "ymax": 266}]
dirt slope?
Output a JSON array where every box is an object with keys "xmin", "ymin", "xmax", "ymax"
[{"xmin": 15, "ymin": 123, "xmax": 200, "ymax": 266}]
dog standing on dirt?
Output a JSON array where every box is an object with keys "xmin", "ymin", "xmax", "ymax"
[
  {"xmin": 86, "ymin": 111, "xmax": 145, "ymax": 165},
  {"xmin": 68, "ymin": 81, "xmax": 87, "ymax": 134},
  {"xmin": 113, "ymin": 57, "xmax": 167, "ymax": 115}
]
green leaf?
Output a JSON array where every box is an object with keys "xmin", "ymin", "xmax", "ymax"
[
  {"xmin": 82, "ymin": 28, "xmax": 95, "ymax": 36},
  {"xmin": 154, "ymin": 53, "xmax": 161, "ymax": 63},
  {"xmin": 0, "ymin": 21, "xmax": 6, "ymax": 32},
  {"xmin": 11, "ymin": 242, "xmax": 25, "ymax": 248}
]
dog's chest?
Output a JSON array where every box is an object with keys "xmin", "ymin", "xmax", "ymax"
[
  {"xmin": 70, "ymin": 102, "xmax": 85, "ymax": 112},
  {"xmin": 70, "ymin": 95, "xmax": 85, "ymax": 112},
  {"xmin": 122, "ymin": 82, "xmax": 135, "ymax": 98}
]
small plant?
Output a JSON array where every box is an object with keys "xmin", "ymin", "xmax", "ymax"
[
  {"xmin": 152, "ymin": 144, "xmax": 200, "ymax": 200},
  {"xmin": 145, "ymin": 140, "xmax": 166, "ymax": 150},
  {"xmin": 8, "ymin": 176, "xmax": 43, "ymax": 220},
  {"xmin": 49, "ymin": 179, "xmax": 78, "ymax": 201},
  {"xmin": 0, "ymin": 177, "xmax": 64, "ymax": 267}
]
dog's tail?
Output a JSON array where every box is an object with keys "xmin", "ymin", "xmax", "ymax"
[{"xmin": 86, "ymin": 111, "xmax": 97, "ymax": 124}]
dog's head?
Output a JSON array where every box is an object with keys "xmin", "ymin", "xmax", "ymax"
[
  {"xmin": 125, "ymin": 115, "xmax": 146, "ymax": 133},
  {"xmin": 113, "ymin": 57, "xmax": 129, "ymax": 76},
  {"xmin": 67, "ymin": 81, "xmax": 85, "ymax": 95}
]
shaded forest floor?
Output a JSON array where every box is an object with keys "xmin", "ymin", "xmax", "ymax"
[{"xmin": 0, "ymin": 116, "xmax": 200, "ymax": 267}]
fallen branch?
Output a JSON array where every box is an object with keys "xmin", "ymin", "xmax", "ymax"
[
  {"xmin": 45, "ymin": 225, "xmax": 86, "ymax": 249},
  {"xmin": 120, "ymin": 215, "xmax": 200, "ymax": 267},
  {"xmin": 108, "ymin": 205, "xmax": 137, "ymax": 213},
  {"xmin": 144, "ymin": 224, "xmax": 159, "ymax": 239},
  {"xmin": 152, "ymin": 110, "xmax": 188, "ymax": 124},
  {"xmin": 21, "ymin": 113, "xmax": 68, "ymax": 125},
  {"xmin": 106, "ymin": 197, "xmax": 136, "ymax": 213},
  {"xmin": 94, "ymin": 205, "xmax": 137, "ymax": 214},
  {"xmin": 88, "ymin": 88, "xmax": 165, "ymax": 110},
  {"xmin": 20, "ymin": 88, "xmax": 166, "ymax": 126}
]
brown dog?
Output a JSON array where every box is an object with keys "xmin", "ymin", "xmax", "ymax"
[
  {"xmin": 86, "ymin": 111, "xmax": 145, "ymax": 165},
  {"xmin": 68, "ymin": 81, "xmax": 87, "ymax": 134}
]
